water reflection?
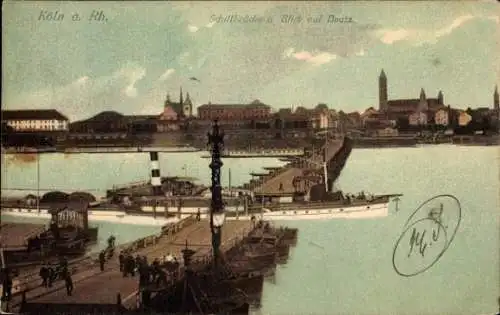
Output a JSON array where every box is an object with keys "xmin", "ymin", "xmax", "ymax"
[{"xmin": 1, "ymin": 152, "xmax": 286, "ymax": 198}]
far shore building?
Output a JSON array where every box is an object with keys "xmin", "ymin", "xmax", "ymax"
[
  {"xmin": 378, "ymin": 69, "xmax": 445, "ymax": 123},
  {"xmin": 360, "ymin": 107, "xmax": 395, "ymax": 130},
  {"xmin": 157, "ymin": 106, "xmax": 180, "ymax": 131},
  {"xmin": 69, "ymin": 111, "xmax": 158, "ymax": 133},
  {"xmin": 377, "ymin": 127, "xmax": 399, "ymax": 137},
  {"xmin": 164, "ymin": 87, "xmax": 194, "ymax": 119},
  {"xmin": 274, "ymin": 107, "xmax": 310, "ymax": 132},
  {"xmin": 1, "ymin": 109, "xmax": 69, "ymax": 132},
  {"xmin": 197, "ymin": 100, "xmax": 272, "ymax": 122},
  {"xmin": 345, "ymin": 112, "xmax": 362, "ymax": 129},
  {"xmin": 310, "ymin": 104, "xmax": 330, "ymax": 130},
  {"xmin": 458, "ymin": 111, "xmax": 472, "ymax": 126},
  {"xmin": 434, "ymin": 108, "xmax": 450, "ymax": 126},
  {"xmin": 408, "ymin": 111, "xmax": 428, "ymax": 126}
]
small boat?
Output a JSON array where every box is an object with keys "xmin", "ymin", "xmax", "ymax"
[
  {"xmin": 1, "ymin": 202, "xmax": 98, "ymax": 268},
  {"xmin": 220, "ymin": 273, "xmax": 265, "ymax": 296}
]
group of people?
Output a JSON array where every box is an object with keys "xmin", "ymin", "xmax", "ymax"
[
  {"xmin": 118, "ymin": 251, "xmax": 180, "ymax": 288},
  {"xmin": 39, "ymin": 256, "xmax": 73, "ymax": 296},
  {"xmin": 138, "ymin": 258, "xmax": 170, "ymax": 288},
  {"xmin": 343, "ymin": 191, "xmax": 374, "ymax": 204},
  {"xmin": 118, "ymin": 251, "xmax": 140, "ymax": 277}
]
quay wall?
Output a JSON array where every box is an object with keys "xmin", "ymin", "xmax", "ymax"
[
  {"xmin": 1, "ymin": 146, "xmax": 199, "ymax": 154},
  {"xmin": 351, "ymin": 136, "xmax": 417, "ymax": 148},
  {"xmin": 201, "ymin": 148, "xmax": 304, "ymax": 158},
  {"xmin": 326, "ymin": 136, "xmax": 352, "ymax": 191}
]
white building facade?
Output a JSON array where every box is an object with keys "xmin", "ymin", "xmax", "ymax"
[{"xmin": 2, "ymin": 110, "xmax": 69, "ymax": 132}]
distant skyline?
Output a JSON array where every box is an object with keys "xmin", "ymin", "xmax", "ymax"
[{"xmin": 3, "ymin": 1, "xmax": 499, "ymax": 121}]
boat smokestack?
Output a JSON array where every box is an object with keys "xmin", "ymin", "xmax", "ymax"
[{"xmin": 149, "ymin": 152, "xmax": 162, "ymax": 195}]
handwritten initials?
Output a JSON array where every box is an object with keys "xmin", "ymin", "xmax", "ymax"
[{"xmin": 408, "ymin": 228, "xmax": 427, "ymax": 257}]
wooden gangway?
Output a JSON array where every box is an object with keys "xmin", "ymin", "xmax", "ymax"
[{"xmin": 246, "ymin": 137, "xmax": 348, "ymax": 195}]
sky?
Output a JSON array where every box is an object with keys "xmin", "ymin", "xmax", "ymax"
[{"xmin": 2, "ymin": 1, "xmax": 499, "ymax": 121}]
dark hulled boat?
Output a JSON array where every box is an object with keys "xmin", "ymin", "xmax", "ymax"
[
  {"xmin": 279, "ymin": 227, "xmax": 299, "ymax": 246},
  {"xmin": 2, "ymin": 202, "xmax": 98, "ymax": 268}
]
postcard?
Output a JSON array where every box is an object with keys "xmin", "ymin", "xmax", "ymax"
[{"xmin": 1, "ymin": 1, "xmax": 499, "ymax": 315}]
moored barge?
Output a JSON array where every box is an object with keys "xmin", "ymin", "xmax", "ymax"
[{"xmin": 1, "ymin": 202, "xmax": 98, "ymax": 268}]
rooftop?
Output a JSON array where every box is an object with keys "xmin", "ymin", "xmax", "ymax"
[
  {"xmin": 1, "ymin": 109, "xmax": 69, "ymax": 121},
  {"xmin": 198, "ymin": 100, "xmax": 271, "ymax": 109}
]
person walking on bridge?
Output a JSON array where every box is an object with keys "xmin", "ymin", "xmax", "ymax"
[
  {"xmin": 99, "ymin": 250, "xmax": 106, "ymax": 272},
  {"xmin": 107, "ymin": 235, "xmax": 116, "ymax": 249},
  {"xmin": 39, "ymin": 264, "xmax": 49, "ymax": 288},
  {"xmin": 47, "ymin": 264, "xmax": 54, "ymax": 287},
  {"xmin": 63, "ymin": 270, "xmax": 73, "ymax": 296},
  {"xmin": 118, "ymin": 251, "xmax": 125, "ymax": 272}
]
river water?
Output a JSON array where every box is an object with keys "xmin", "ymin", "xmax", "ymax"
[{"xmin": 1, "ymin": 145, "xmax": 499, "ymax": 315}]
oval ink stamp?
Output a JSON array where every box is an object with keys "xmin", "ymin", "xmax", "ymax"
[{"xmin": 392, "ymin": 194, "xmax": 462, "ymax": 277}]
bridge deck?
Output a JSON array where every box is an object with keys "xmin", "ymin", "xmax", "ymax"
[
  {"xmin": 252, "ymin": 138, "xmax": 344, "ymax": 195},
  {"xmin": 16, "ymin": 220, "xmax": 252, "ymax": 308}
]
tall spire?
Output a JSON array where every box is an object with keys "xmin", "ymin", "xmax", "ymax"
[
  {"xmin": 438, "ymin": 90, "xmax": 444, "ymax": 105},
  {"xmin": 185, "ymin": 92, "xmax": 191, "ymax": 102},
  {"xmin": 164, "ymin": 93, "xmax": 171, "ymax": 108},
  {"xmin": 379, "ymin": 69, "xmax": 388, "ymax": 112},
  {"xmin": 180, "ymin": 87, "xmax": 184, "ymax": 105},
  {"xmin": 419, "ymin": 88, "xmax": 426, "ymax": 100},
  {"xmin": 494, "ymin": 85, "xmax": 499, "ymax": 110}
]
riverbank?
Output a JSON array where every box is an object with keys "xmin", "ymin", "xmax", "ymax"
[
  {"xmin": 352, "ymin": 134, "xmax": 499, "ymax": 148},
  {"xmin": 1, "ymin": 134, "xmax": 498, "ymax": 155},
  {"xmin": 1, "ymin": 146, "xmax": 201, "ymax": 154}
]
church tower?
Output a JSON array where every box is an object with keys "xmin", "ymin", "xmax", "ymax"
[
  {"xmin": 179, "ymin": 87, "xmax": 184, "ymax": 106},
  {"xmin": 494, "ymin": 85, "xmax": 499, "ymax": 111},
  {"xmin": 183, "ymin": 92, "xmax": 193, "ymax": 117},
  {"xmin": 419, "ymin": 88, "xmax": 428, "ymax": 111},
  {"xmin": 164, "ymin": 93, "xmax": 171, "ymax": 108},
  {"xmin": 379, "ymin": 70, "xmax": 388, "ymax": 112},
  {"xmin": 438, "ymin": 90, "xmax": 444, "ymax": 105}
]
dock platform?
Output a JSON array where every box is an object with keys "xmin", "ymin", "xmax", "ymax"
[
  {"xmin": 245, "ymin": 137, "xmax": 349, "ymax": 195},
  {"xmin": 10, "ymin": 219, "xmax": 253, "ymax": 310},
  {"xmin": 0, "ymin": 223, "xmax": 46, "ymax": 249}
]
